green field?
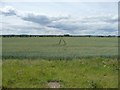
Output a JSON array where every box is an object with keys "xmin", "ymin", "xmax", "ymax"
[
  {"xmin": 2, "ymin": 37, "xmax": 119, "ymax": 88},
  {"xmin": 2, "ymin": 37, "xmax": 118, "ymax": 59}
]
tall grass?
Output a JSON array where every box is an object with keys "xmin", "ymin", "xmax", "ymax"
[{"xmin": 2, "ymin": 58, "xmax": 118, "ymax": 88}]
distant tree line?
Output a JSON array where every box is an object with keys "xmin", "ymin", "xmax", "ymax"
[{"xmin": 0, "ymin": 34, "xmax": 119, "ymax": 37}]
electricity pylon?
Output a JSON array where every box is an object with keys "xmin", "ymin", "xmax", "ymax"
[{"xmin": 59, "ymin": 38, "xmax": 66, "ymax": 45}]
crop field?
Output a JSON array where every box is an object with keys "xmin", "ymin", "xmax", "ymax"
[
  {"xmin": 2, "ymin": 37, "xmax": 118, "ymax": 59},
  {"xmin": 2, "ymin": 37, "xmax": 119, "ymax": 88}
]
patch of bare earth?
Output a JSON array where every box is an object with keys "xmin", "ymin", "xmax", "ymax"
[{"xmin": 48, "ymin": 82, "xmax": 60, "ymax": 88}]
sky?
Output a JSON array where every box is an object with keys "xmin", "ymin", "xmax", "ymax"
[{"xmin": 0, "ymin": 1, "xmax": 118, "ymax": 35}]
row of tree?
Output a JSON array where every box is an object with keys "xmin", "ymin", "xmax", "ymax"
[{"xmin": 0, "ymin": 34, "xmax": 119, "ymax": 37}]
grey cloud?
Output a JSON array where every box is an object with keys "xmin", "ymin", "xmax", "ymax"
[
  {"xmin": 0, "ymin": 7, "xmax": 52, "ymax": 25},
  {"xmin": 47, "ymin": 22, "xmax": 79, "ymax": 30},
  {"xmin": 0, "ymin": 7, "xmax": 17, "ymax": 16},
  {"xmin": 82, "ymin": 16, "xmax": 118, "ymax": 24},
  {"xmin": 21, "ymin": 14, "xmax": 51, "ymax": 25},
  {"xmin": 1, "ymin": 6, "xmax": 118, "ymax": 35}
]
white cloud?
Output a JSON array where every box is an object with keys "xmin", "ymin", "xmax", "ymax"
[
  {"xmin": 0, "ymin": 6, "xmax": 118, "ymax": 35},
  {"xmin": 0, "ymin": 6, "xmax": 17, "ymax": 16},
  {"xmin": 1, "ymin": 0, "xmax": 119, "ymax": 2}
]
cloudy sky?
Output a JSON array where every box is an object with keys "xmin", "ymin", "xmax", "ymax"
[{"xmin": 0, "ymin": 1, "xmax": 118, "ymax": 35}]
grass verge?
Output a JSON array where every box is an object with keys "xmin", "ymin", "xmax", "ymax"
[{"xmin": 2, "ymin": 57, "xmax": 118, "ymax": 88}]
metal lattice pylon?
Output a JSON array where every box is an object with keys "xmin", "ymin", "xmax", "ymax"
[{"xmin": 59, "ymin": 38, "xmax": 66, "ymax": 45}]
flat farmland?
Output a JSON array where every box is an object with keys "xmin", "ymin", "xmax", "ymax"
[
  {"xmin": 2, "ymin": 37, "xmax": 118, "ymax": 59},
  {"xmin": 2, "ymin": 37, "xmax": 119, "ymax": 88}
]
